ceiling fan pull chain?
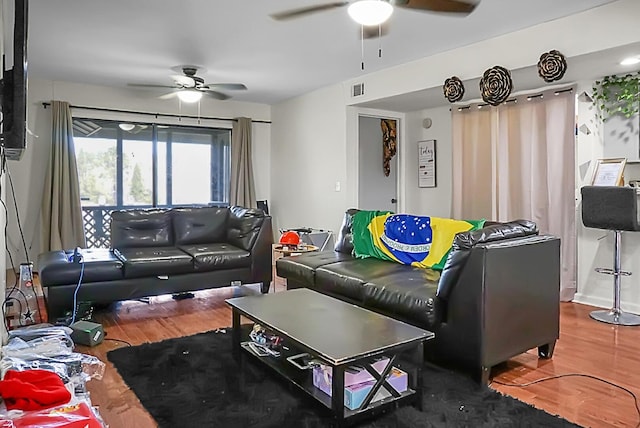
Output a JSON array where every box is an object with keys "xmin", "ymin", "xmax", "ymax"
[
  {"xmin": 361, "ymin": 25, "xmax": 365, "ymax": 70},
  {"xmin": 197, "ymin": 101, "xmax": 201, "ymax": 125},
  {"xmin": 378, "ymin": 24, "xmax": 382, "ymax": 58}
]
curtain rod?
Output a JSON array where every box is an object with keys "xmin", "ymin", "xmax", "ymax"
[
  {"xmin": 41, "ymin": 102, "xmax": 271, "ymax": 124},
  {"xmin": 450, "ymin": 87, "xmax": 574, "ymax": 111}
]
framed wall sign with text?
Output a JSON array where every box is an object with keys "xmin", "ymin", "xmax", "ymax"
[
  {"xmin": 418, "ymin": 140, "xmax": 436, "ymax": 188},
  {"xmin": 591, "ymin": 158, "xmax": 626, "ymax": 186}
]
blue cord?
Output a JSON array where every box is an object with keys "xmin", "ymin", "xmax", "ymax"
[{"xmin": 69, "ymin": 261, "xmax": 85, "ymax": 325}]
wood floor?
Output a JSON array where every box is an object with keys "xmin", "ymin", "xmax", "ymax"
[{"xmin": 41, "ymin": 280, "xmax": 640, "ymax": 428}]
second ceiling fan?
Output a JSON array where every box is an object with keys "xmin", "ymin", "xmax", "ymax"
[{"xmin": 129, "ymin": 66, "xmax": 247, "ymax": 102}]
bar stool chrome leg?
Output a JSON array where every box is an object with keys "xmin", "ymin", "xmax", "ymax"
[{"xmin": 590, "ymin": 230, "xmax": 640, "ymax": 326}]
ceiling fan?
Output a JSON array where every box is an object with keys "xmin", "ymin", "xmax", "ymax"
[
  {"xmin": 271, "ymin": 0, "xmax": 478, "ymax": 24},
  {"xmin": 128, "ymin": 66, "xmax": 247, "ymax": 102}
]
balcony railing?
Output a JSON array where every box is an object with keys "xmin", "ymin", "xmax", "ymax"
[
  {"xmin": 82, "ymin": 206, "xmax": 116, "ymax": 248},
  {"xmin": 82, "ymin": 205, "xmax": 154, "ymax": 248}
]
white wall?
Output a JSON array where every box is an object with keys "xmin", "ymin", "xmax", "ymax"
[
  {"xmin": 404, "ymin": 106, "xmax": 453, "ymax": 218},
  {"xmin": 270, "ymin": 83, "xmax": 349, "ymax": 237},
  {"xmin": 574, "ymin": 79, "xmax": 640, "ymax": 314},
  {"xmin": 7, "ymin": 78, "xmax": 271, "ymax": 267}
]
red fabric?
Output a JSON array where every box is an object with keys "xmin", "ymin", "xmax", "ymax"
[
  {"xmin": 1, "ymin": 402, "xmax": 102, "ymax": 428},
  {"xmin": 0, "ymin": 370, "xmax": 71, "ymax": 411},
  {"xmin": 13, "ymin": 403, "xmax": 103, "ymax": 428}
]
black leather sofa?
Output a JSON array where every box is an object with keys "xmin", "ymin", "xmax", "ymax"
[
  {"xmin": 276, "ymin": 209, "xmax": 561, "ymax": 383},
  {"xmin": 38, "ymin": 206, "xmax": 273, "ymax": 322}
]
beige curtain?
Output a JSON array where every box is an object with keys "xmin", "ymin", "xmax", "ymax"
[
  {"xmin": 230, "ymin": 117, "xmax": 257, "ymax": 208},
  {"xmin": 41, "ymin": 101, "xmax": 86, "ymax": 251},
  {"xmin": 452, "ymin": 107, "xmax": 494, "ymax": 220},
  {"xmin": 452, "ymin": 89, "xmax": 576, "ymax": 301}
]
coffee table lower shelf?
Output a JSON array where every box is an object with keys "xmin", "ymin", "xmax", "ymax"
[
  {"xmin": 235, "ymin": 327, "xmax": 422, "ymax": 426},
  {"xmin": 227, "ymin": 290, "xmax": 433, "ymax": 427}
]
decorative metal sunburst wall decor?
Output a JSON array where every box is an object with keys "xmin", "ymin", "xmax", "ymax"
[
  {"xmin": 479, "ymin": 66, "xmax": 513, "ymax": 106},
  {"xmin": 537, "ymin": 50, "xmax": 567, "ymax": 83},
  {"xmin": 443, "ymin": 76, "xmax": 465, "ymax": 103}
]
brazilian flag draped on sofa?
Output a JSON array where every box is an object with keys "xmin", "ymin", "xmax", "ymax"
[{"xmin": 351, "ymin": 210, "xmax": 485, "ymax": 270}]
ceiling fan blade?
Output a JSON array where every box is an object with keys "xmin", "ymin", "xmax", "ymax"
[
  {"xmin": 128, "ymin": 83, "xmax": 176, "ymax": 89},
  {"xmin": 202, "ymin": 83, "xmax": 247, "ymax": 91},
  {"xmin": 392, "ymin": 0, "xmax": 478, "ymax": 14},
  {"xmin": 171, "ymin": 74, "xmax": 196, "ymax": 87},
  {"xmin": 159, "ymin": 92, "xmax": 178, "ymax": 100},
  {"xmin": 270, "ymin": 2, "xmax": 349, "ymax": 20},
  {"xmin": 204, "ymin": 90, "xmax": 230, "ymax": 101}
]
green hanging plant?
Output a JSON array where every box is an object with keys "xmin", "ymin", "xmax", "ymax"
[{"xmin": 592, "ymin": 72, "xmax": 640, "ymax": 121}]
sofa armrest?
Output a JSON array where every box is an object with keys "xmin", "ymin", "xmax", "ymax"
[
  {"xmin": 431, "ymin": 234, "xmax": 560, "ymax": 373},
  {"xmin": 437, "ymin": 220, "xmax": 539, "ymax": 300},
  {"xmin": 249, "ymin": 216, "xmax": 273, "ymax": 284}
]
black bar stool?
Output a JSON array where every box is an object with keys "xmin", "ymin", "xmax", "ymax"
[{"xmin": 581, "ymin": 186, "xmax": 640, "ymax": 325}]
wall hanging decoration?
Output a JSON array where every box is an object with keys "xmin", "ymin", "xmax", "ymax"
[
  {"xmin": 537, "ymin": 50, "xmax": 567, "ymax": 83},
  {"xmin": 479, "ymin": 66, "xmax": 513, "ymax": 106},
  {"xmin": 443, "ymin": 76, "xmax": 465, "ymax": 103},
  {"xmin": 592, "ymin": 72, "xmax": 640, "ymax": 121},
  {"xmin": 381, "ymin": 119, "xmax": 397, "ymax": 177},
  {"xmin": 418, "ymin": 140, "xmax": 436, "ymax": 188}
]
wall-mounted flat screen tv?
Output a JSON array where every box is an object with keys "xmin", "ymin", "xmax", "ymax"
[{"xmin": 1, "ymin": 0, "xmax": 28, "ymax": 161}]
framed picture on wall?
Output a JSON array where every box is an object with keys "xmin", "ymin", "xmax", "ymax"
[
  {"xmin": 418, "ymin": 140, "xmax": 436, "ymax": 188},
  {"xmin": 591, "ymin": 158, "xmax": 627, "ymax": 186}
]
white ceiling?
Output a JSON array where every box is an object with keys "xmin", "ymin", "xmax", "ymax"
[{"xmin": 26, "ymin": 0, "xmax": 616, "ymax": 106}]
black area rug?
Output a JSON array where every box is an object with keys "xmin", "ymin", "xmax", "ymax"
[{"xmin": 107, "ymin": 330, "xmax": 579, "ymax": 428}]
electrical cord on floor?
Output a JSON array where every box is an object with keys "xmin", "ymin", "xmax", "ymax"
[
  {"xmin": 2, "ymin": 297, "xmax": 22, "ymax": 331},
  {"xmin": 69, "ymin": 262, "xmax": 85, "ymax": 326},
  {"xmin": 491, "ymin": 373, "xmax": 640, "ymax": 428},
  {"xmin": 5, "ymin": 154, "xmax": 30, "ymax": 263},
  {"xmin": 0, "ymin": 172, "xmax": 39, "ymax": 326},
  {"xmin": 103, "ymin": 338, "xmax": 132, "ymax": 347}
]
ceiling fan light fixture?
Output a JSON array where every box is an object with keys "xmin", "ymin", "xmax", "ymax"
[
  {"xmin": 177, "ymin": 89, "xmax": 203, "ymax": 103},
  {"xmin": 118, "ymin": 123, "xmax": 135, "ymax": 132},
  {"xmin": 348, "ymin": 0, "xmax": 393, "ymax": 26}
]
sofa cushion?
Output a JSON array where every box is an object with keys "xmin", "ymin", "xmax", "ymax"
[
  {"xmin": 276, "ymin": 251, "xmax": 353, "ymax": 286},
  {"xmin": 363, "ymin": 269, "xmax": 440, "ymax": 329},
  {"xmin": 172, "ymin": 207, "xmax": 229, "ymax": 245},
  {"xmin": 114, "ymin": 247, "xmax": 194, "ymax": 278},
  {"xmin": 110, "ymin": 209, "xmax": 173, "ymax": 248},
  {"xmin": 179, "ymin": 244, "xmax": 250, "ymax": 271},
  {"xmin": 227, "ymin": 207, "xmax": 266, "ymax": 251},
  {"xmin": 315, "ymin": 259, "xmax": 409, "ymax": 301},
  {"xmin": 38, "ymin": 249, "xmax": 124, "ymax": 287}
]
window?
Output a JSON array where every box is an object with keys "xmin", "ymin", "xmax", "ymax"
[{"xmin": 73, "ymin": 118, "xmax": 231, "ymax": 247}]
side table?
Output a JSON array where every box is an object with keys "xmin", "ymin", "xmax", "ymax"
[{"xmin": 271, "ymin": 244, "xmax": 319, "ymax": 291}]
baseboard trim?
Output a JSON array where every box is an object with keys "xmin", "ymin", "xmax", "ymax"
[{"xmin": 573, "ymin": 293, "xmax": 640, "ymax": 315}]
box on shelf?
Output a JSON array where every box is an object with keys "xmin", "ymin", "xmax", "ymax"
[
  {"xmin": 312, "ymin": 363, "xmax": 408, "ymax": 410},
  {"xmin": 319, "ymin": 357, "xmax": 390, "ymax": 387}
]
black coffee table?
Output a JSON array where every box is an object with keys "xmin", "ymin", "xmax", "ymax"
[{"xmin": 226, "ymin": 288, "xmax": 434, "ymax": 426}]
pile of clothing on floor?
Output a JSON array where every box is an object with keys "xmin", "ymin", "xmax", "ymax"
[{"xmin": 0, "ymin": 324, "xmax": 106, "ymax": 427}]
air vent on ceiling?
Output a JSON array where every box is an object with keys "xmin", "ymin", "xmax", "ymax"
[{"xmin": 352, "ymin": 83, "xmax": 365, "ymax": 97}]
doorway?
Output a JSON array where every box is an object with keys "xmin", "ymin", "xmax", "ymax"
[{"xmin": 357, "ymin": 115, "xmax": 398, "ymax": 212}]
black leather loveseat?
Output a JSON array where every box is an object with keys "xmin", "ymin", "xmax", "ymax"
[
  {"xmin": 276, "ymin": 209, "xmax": 560, "ymax": 383},
  {"xmin": 38, "ymin": 206, "xmax": 273, "ymax": 322}
]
